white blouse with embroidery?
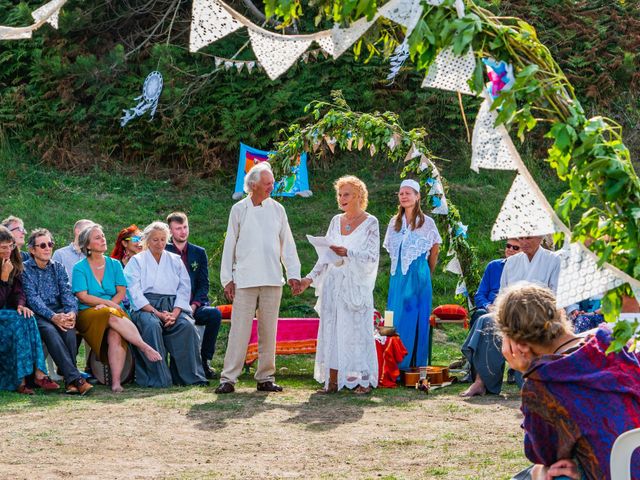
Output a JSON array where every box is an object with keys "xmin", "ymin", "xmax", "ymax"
[{"xmin": 383, "ymin": 214, "xmax": 442, "ymax": 275}]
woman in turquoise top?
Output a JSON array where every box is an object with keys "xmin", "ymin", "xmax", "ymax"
[{"xmin": 72, "ymin": 224, "xmax": 161, "ymax": 393}]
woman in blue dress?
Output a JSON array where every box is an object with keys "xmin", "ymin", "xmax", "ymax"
[
  {"xmin": 383, "ymin": 179, "xmax": 441, "ymax": 371},
  {"xmin": 0, "ymin": 225, "xmax": 58, "ymax": 394}
]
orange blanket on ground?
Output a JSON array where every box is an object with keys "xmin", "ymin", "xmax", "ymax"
[
  {"xmin": 245, "ymin": 318, "xmax": 320, "ymax": 365},
  {"xmin": 376, "ymin": 336, "xmax": 408, "ymax": 388}
]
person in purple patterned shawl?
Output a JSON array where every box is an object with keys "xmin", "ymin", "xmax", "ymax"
[{"xmin": 495, "ymin": 283, "xmax": 640, "ymax": 480}]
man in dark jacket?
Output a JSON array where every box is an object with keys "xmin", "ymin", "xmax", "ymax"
[{"xmin": 165, "ymin": 212, "xmax": 222, "ymax": 379}]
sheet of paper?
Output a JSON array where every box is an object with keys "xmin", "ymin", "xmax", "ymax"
[{"xmin": 306, "ymin": 235, "xmax": 341, "ymax": 264}]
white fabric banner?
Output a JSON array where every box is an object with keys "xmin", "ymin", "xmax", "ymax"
[
  {"xmin": 0, "ymin": 27, "xmax": 32, "ymax": 40},
  {"xmin": 331, "ymin": 16, "xmax": 377, "ymax": 59},
  {"xmin": 556, "ymin": 243, "xmax": 625, "ymax": 308},
  {"xmin": 446, "ymin": 256, "xmax": 463, "ymax": 275},
  {"xmin": 31, "ymin": 0, "xmax": 65, "ymax": 29},
  {"xmin": 421, "ymin": 47, "xmax": 476, "ymax": 95},
  {"xmin": 315, "ymin": 34, "xmax": 335, "ymax": 58},
  {"xmin": 471, "ymin": 95, "xmax": 519, "ymax": 172},
  {"xmin": 189, "ymin": 0, "xmax": 243, "ymax": 52},
  {"xmin": 248, "ymin": 29, "xmax": 313, "ymax": 80},
  {"xmin": 491, "ymin": 173, "xmax": 558, "ymax": 240}
]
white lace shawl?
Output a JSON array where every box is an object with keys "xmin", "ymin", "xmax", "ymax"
[
  {"xmin": 306, "ymin": 214, "xmax": 380, "ymax": 311},
  {"xmin": 383, "ymin": 214, "xmax": 442, "ymax": 275}
]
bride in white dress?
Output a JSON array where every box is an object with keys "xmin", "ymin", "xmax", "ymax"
[{"xmin": 298, "ymin": 176, "xmax": 379, "ymax": 394}]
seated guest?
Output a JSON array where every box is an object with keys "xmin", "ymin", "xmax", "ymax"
[
  {"xmin": 497, "ymin": 283, "xmax": 640, "ymax": 480},
  {"xmin": 110, "ymin": 225, "xmax": 143, "ymax": 267},
  {"xmin": 2, "ymin": 216, "xmax": 29, "ymax": 262},
  {"xmin": 567, "ymin": 296, "xmax": 603, "ymax": 334},
  {"xmin": 72, "ymin": 223, "xmax": 161, "ymax": 393},
  {"xmin": 461, "ymin": 235, "xmax": 560, "ymax": 396},
  {"xmin": 52, "ymin": 219, "xmax": 94, "ymax": 280},
  {"xmin": 0, "ymin": 226, "xmax": 58, "ymax": 394},
  {"xmin": 165, "ymin": 212, "xmax": 222, "ymax": 379},
  {"xmin": 124, "ymin": 221, "xmax": 207, "ymax": 388},
  {"xmin": 472, "ymin": 238, "xmax": 521, "ymax": 325},
  {"xmin": 23, "ymin": 229, "xmax": 93, "ymax": 395}
]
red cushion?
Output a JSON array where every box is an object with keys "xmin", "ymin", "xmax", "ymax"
[{"xmin": 432, "ymin": 304, "xmax": 467, "ymax": 320}]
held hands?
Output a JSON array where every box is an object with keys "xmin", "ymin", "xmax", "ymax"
[
  {"xmin": 288, "ymin": 279, "xmax": 301, "ymax": 295},
  {"xmin": 329, "ymin": 245, "xmax": 348, "ymax": 257},
  {"xmin": 1, "ymin": 258, "xmax": 13, "ymax": 282},
  {"xmin": 294, "ymin": 278, "xmax": 312, "ymax": 296},
  {"xmin": 224, "ymin": 281, "xmax": 236, "ymax": 302},
  {"xmin": 501, "ymin": 336, "xmax": 534, "ymax": 373}
]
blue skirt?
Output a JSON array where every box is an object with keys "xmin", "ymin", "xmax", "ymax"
[
  {"xmin": 0, "ymin": 309, "xmax": 47, "ymax": 391},
  {"xmin": 387, "ymin": 253, "xmax": 433, "ymax": 370}
]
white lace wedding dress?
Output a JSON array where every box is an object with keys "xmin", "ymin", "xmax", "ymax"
[{"xmin": 307, "ymin": 214, "xmax": 380, "ymax": 390}]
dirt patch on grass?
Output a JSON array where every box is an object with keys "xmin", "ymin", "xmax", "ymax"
[{"xmin": 0, "ymin": 385, "xmax": 528, "ymax": 479}]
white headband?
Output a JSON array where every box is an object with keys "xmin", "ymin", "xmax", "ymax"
[{"xmin": 400, "ymin": 179, "xmax": 420, "ymax": 193}]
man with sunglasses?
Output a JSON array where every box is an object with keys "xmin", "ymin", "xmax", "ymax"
[
  {"xmin": 1, "ymin": 216, "xmax": 29, "ymax": 262},
  {"xmin": 22, "ymin": 229, "xmax": 92, "ymax": 395},
  {"xmin": 165, "ymin": 212, "xmax": 222, "ymax": 380},
  {"xmin": 472, "ymin": 238, "xmax": 521, "ymax": 326},
  {"xmin": 52, "ymin": 219, "xmax": 94, "ymax": 281}
]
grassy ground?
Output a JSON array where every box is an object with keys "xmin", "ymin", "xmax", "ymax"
[{"xmin": 0, "ymin": 142, "xmax": 565, "ymax": 478}]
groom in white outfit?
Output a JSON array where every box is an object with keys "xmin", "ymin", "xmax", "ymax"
[{"xmin": 216, "ymin": 162, "xmax": 301, "ymax": 394}]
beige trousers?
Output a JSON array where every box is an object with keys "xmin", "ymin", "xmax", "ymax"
[{"xmin": 220, "ymin": 285, "xmax": 282, "ymax": 384}]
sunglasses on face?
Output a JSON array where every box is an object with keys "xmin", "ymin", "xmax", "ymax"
[
  {"xmin": 505, "ymin": 243, "xmax": 520, "ymax": 251},
  {"xmin": 10, "ymin": 226, "xmax": 26, "ymax": 234},
  {"xmin": 35, "ymin": 242, "xmax": 55, "ymax": 249},
  {"xmin": 125, "ymin": 236, "xmax": 142, "ymax": 243}
]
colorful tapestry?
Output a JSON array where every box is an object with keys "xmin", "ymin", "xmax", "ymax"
[
  {"xmin": 245, "ymin": 318, "xmax": 320, "ymax": 365},
  {"xmin": 233, "ymin": 143, "xmax": 311, "ymax": 199}
]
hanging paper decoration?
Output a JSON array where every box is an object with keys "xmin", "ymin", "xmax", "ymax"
[
  {"xmin": 331, "ymin": 16, "xmax": 377, "ymax": 59},
  {"xmin": 378, "ymin": 0, "xmax": 421, "ymax": 29},
  {"xmin": 189, "ymin": 0, "xmax": 243, "ymax": 52},
  {"xmin": 483, "ymin": 58, "xmax": 515, "ymax": 100},
  {"xmin": 446, "ymin": 256, "xmax": 463, "ymax": 275},
  {"xmin": 387, "ymin": 40, "xmax": 410, "ymax": 83},
  {"xmin": 428, "ymin": 179, "xmax": 444, "ymax": 195},
  {"xmin": 470, "ymin": 95, "xmax": 519, "ymax": 172},
  {"xmin": 248, "ymin": 29, "xmax": 313, "ymax": 80},
  {"xmin": 31, "ymin": 0, "xmax": 65, "ymax": 29},
  {"xmin": 0, "ymin": 27, "xmax": 32, "ymax": 40},
  {"xmin": 120, "ymin": 71, "xmax": 163, "ymax": 127},
  {"xmin": 490, "ymin": 173, "xmax": 558, "ymax": 240},
  {"xmin": 421, "ymin": 47, "xmax": 476, "ymax": 95},
  {"xmin": 432, "ymin": 196, "xmax": 449, "ymax": 215},
  {"xmin": 455, "ymin": 279, "xmax": 468, "ymax": 296},
  {"xmin": 454, "ymin": 222, "xmax": 468, "ymax": 238},
  {"xmin": 232, "ymin": 143, "xmax": 312, "ymax": 199},
  {"xmin": 404, "ymin": 143, "xmax": 422, "ymax": 162},
  {"xmin": 555, "ymin": 243, "xmax": 625, "ymax": 308}
]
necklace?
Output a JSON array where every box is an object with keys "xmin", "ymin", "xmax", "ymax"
[
  {"xmin": 344, "ymin": 212, "xmax": 366, "ymax": 232},
  {"xmin": 90, "ymin": 259, "xmax": 106, "ymax": 270}
]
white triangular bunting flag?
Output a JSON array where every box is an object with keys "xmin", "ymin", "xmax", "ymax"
[
  {"xmin": 455, "ymin": 280, "xmax": 467, "ymax": 296},
  {"xmin": 0, "ymin": 27, "xmax": 33, "ymax": 40},
  {"xmin": 446, "ymin": 256, "xmax": 463, "ymax": 275},
  {"xmin": 432, "ymin": 196, "xmax": 448, "ymax": 215},
  {"xmin": 235, "ymin": 62, "xmax": 244, "ymax": 72},
  {"xmin": 31, "ymin": 0, "xmax": 65, "ymax": 29},
  {"xmin": 248, "ymin": 29, "xmax": 312, "ymax": 80},
  {"xmin": 378, "ymin": 0, "xmax": 421, "ymax": 30},
  {"xmin": 422, "ymin": 47, "xmax": 476, "ymax": 95},
  {"xmin": 491, "ymin": 173, "xmax": 557, "ymax": 240},
  {"xmin": 331, "ymin": 16, "xmax": 377, "ymax": 59},
  {"xmin": 428, "ymin": 179, "xmax": 444, "ymax": 195},
  {"xmin": 404, "ymin": 143, "xmax": 421, "ymax": 162},
  {"xmin": 189, "ymin": 0, "xmax": 243, "ymax": 52},
  {"xmin": 471, "ymin": 96, "xmax": 519, "ymax": 172},
  {"xmin": 215, "ymin": 57, "xmax": 223, "ymax": 68},
  {"xmin": 224, "ymin": 61, "xmax": 233, "ymax": 70},
  {"xmin": 316, "ymin": 34, "xmax": 335, "ymax": 57},
  {"xmin": 247, "ymin": 61, "xmax": 255, "ymax": 73},
  {"xmin": 632, "ymin": 285, "xmax": 640, "ymax": 302},
  {"xmin": 556, "ymin": 243, "xmax": 625, "ymax": 308}
]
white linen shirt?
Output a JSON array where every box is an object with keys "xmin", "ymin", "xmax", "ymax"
[
  {"xmin": 220, "ymin": 196, "xmax": 301, "ymax": 289},
  {"xmin": 124, "ymin": 249, "xmax": 192, "ymax": 312},
  {"xmin": 500, "ymin": 247, "xmax": 561, "ymax": 293}
]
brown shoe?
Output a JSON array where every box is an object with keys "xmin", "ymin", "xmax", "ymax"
[
  {"xmin": 65, "ymin": 383, "xmax": 79, "ymax": 395},
  {"xmin": 34, "ymin": 376, "xmax": 60, "ymax": 391},
  {"xmin": 214, "ymin": 382, "xmax": 235, "ymax": 394},
  {"xmin": 257, "ymin": 381, "xmax": 283, "ymax": 392},
  {"xmin": 75, "ymin": 378, "xmax": 93, "ymax": 396}
]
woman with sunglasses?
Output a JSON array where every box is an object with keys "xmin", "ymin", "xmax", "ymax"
[
  {"xmin": 382, "ymin": 179, "xmax": 441, "ymax": 372},
  {"xmin": 1, "ymin": 215, "xmax": 29, "ymax": 262},
  {"xmin": 111, "ymin": 225, "xmax": 143, "ymax": 267},
  {"xmin": 0, "ymin": 226, "xmax": 56, "ymax": 394}
]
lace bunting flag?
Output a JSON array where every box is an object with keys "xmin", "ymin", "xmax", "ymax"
[
  {"xmin": 421, "ymin": 47, "xmax": 476, "ymax": 95},
  {"xmin": 0, "ymin": 27, "xmax": 32, "ymax": 40},
  {"xmin": 446, "ymin": 256, "xmax": 463, "ymax": 275},
  {"xmin": 248, "ymin": 29, "xmax": 313, "ymax": 80},
  {"xmin": 31, "ymin": 0, "xmax": 65, "ymax": 29},
  {"xmin": 471, "ymin": 96, "xmax": 519, "ymax": 172},
  {"xmin": 491, "ymin": 173, "xmax": 557, "ymax": 240},
  {"xmin": 315, "ymin": 34, "xmax": 335, "ymax": 58},
  {"xmin": 189, "ymin": 0, "xmax": 242, "ymax": 52},
  {"xmin": 331, "ymin": 16, "xmax": 377, "ymax": 59},
  {"xmin": 556, "ymin": 243, "xmax": 625, "ymax": 308}
]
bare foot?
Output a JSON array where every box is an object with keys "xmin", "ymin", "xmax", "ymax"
[
  {"xmin": 141, "ymin": 345, "xmax": 162, "ymax": 362},
  {"xmin": 354, "ymin": 386, "xmax": 372, "ymax": 395},
  {"xmin": 111, "ymin": 384, "xmax": 124, "ymax": 393},
  {"xmin": 459, "ymin": 380, "xmax": 486, "ymax": 397}
]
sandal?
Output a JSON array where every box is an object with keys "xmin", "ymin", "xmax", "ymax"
[
  {"xmin": 17, "ymin": 384, "xmax": 34, "ymax": 395},
  {"xmin": 354, "ymin": 386, "xmax": 372, "ymax": 395},
  {"xmin": 317, "ymin": 381, "xmax": 338, "ymax": 394}
]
